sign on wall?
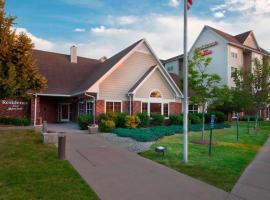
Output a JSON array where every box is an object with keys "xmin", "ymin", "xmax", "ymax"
[{"xmin": 1, "ymin": 100, "xmax": 29, "ymax": 111}]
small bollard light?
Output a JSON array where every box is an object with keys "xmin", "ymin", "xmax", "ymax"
[
  {"xmin": 58, "ymin": 134, "xmax": 66, "ymax": 160},
  {"xmin": 155, "ymin": 146, "xmax": 166, "ymax": 158}
]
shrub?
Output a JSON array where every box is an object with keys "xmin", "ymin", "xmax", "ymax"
[
  {"xmin": 98, "ymin": 113, "xmax": 107, "ymax": 124},
  {"xmin": 0, "ymin": 117, "xmax": 30, "ymax": 126},
  {"xmin": 169, "ymin": 114, "xmax": 183, "ymax": 125},
  {"xmin": 151, "ymin": 114, "xmax": 164, "ymax": 126},
  {"xmin": 78, "ymin": 114, "xmax": 93, "ymax": 130},
  {"xmin": 115, "ymin": 112, "xmax": 128, "ymax": 128},
  {"xmin": 125, "ymin": 115, "xmax": 140, "ymax": 128},
  {"xmin": 241, "ymin": 115, "xmax": 263, "ymax": 121},
  {"xmin": 188, "ymin": 113, "xmax": 201, "ymax": 124},
  {"xmin": 137, "ymin": 112, "xmax": 150, "ymax": 127},
  {"xmin": 99, "ymin": 120, "xmax": 115, "ymax": 132}
]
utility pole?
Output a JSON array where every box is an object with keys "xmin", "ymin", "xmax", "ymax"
[{"xmin": 182, "ymin": 0, "xmax": 188, "ymax": 163}]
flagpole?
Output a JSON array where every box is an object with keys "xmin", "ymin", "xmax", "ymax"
[{"xmin": 182, "ymin": 0, "xmax": 188, "ymax": 163}]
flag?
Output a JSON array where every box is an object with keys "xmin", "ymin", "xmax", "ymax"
[{"xmin": 187, "ymin": 0, "xmax": 193, "ymax": 10}]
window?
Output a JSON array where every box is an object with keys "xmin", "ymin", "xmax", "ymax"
[
  {"xmin": 189, "ymin": 104, "xmax": 198, "ymax": 113},
  {"xmin": 78, "ymin": 102, "xmax": 84, "ymax": 115},
  {"xmin": 150, "ymin": 90, "xmax": 162, "ymax": 98},
  {"xmin": 114, "ymin": 102, "xmax": 121, "ymax": 113},
  {"xmin": 231, "ymin": 52, "xmax": 238, "ymax": 59},
  {"xmin": 106, "ymin": 101, "xmax": 122, "ymax": 113},
  {"xmin": 163, "ymin": 103, "xmax": 169, "ymax": 117},
  {"xmin": 150, "ymin": 103, "xmax": 162, "ymax": 115},
  {"xmin": 86, "ymin": 101, "xmax": 94, "ymax": 115},
  {"xmin": 231, "ymin": 67, "xmax": 237, "ymax": 78},
  {"xmin": 142, "ymin": 102, "xmax": 148, "ymax": 113}
]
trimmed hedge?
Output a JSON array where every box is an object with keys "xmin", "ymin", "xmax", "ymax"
[
  {"xmin": 113, "ymin": 123, "xmax": 231, "ymax": 142},
  {"xmin": 137, "ymin": 112, "xmax": 150, "ymax": 127},
  {"xmin": 151, "ymin": 114, "xmax": 164, "ymax": 126},
  {"xmin": 240, "ymin": 115, "xmax": 264, "ymax": 121},
  {"xmin": 0, "ymin": 117, "xmax": 30, "ymax": 126}
]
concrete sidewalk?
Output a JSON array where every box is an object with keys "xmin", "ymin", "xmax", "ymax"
[
  {"xmin": 228, "ymin": 136, "xmax": 270, "ymax": 200},
  {"xmin": 66, "ymin": 133, "xmax": 228, "ymax": 200}
]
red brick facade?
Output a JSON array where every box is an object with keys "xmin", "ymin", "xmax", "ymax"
[
  {"xmin": 122, "ymin": 101, "xmax": 130, "ymax": 113},
  {"xmin": 0, "ymin": 98, "xmax": 30, "ymax": 119},
  {"xmin": 132, "ymin": 101, "xmax": 141, "ymax": 115},
  {"xmin": 169, "ymin": 102, "xmax": 182, "ymax": 115},
  {"xmin": 96, "ymin": 100, "xmax": 105, "ymax": 118}
]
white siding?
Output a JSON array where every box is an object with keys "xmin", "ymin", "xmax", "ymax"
[
  {"xmin": 228, "ymin": 45, "xmax": 244, "ymax": 87},
  {"xmin": 134, "ymin": 69, "xmax": 175, "ymax": 99},
  {"xmin": 189, "ymin": 27, "xmax": 229, "ymax": 86},
  {"xmin": 99, "ymin": 44, "xmax": 157, "ymax": 100}
]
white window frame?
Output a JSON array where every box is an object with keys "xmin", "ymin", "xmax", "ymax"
[
  {"xmin": 188, "ymin": 104, "xmax": 199, "ymax": 114},
  {"xmin": 59, "ymin": 103, "xmax": 71, "ymax": 122},
  {"xmin": 86, "ymin": 100, "xmax": 94, "ymax": 115},
  {"xmin": 105, "ymin": 100, "xmax": 123, "ymax": 113},
  {"xmin": 139, "ymin": 100, "xmax": 171, "ymax": 119},
  {"xmin": 77, "ymin": 101, "xmax": 84, "ymax": 116}
]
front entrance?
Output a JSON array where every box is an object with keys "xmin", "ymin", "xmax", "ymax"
[{"xmin": 59, "ymin": 103, "xmax": 70, "ymax": 122}]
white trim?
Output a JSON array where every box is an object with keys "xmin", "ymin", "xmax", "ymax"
[
  {"xmin": 143, "ymin": 39, "xmax": 183, "ymax": 98},
  {"xmin": 59, "ymin": 103, "xmax": 70, "ymax": 122},
  {"xmin": 105, "ymin": 100, "xmax": 123, "ymax": 113},
  {"xmin": 139, "ymin": 100, "xmax": 171, "ymax": 119},
  {"xmin": 135, "ymin": 49, "xmax": 151, "ymax": 54},
  {"xmin": 37, "ymin": 93, "xmax": 71, "ymax": 97}
]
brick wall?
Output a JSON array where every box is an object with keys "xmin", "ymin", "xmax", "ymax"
[
  {"xmin": 122, "ymin": 101, "xmax": 130, "ymax": 113},
  {"xmin": 0, "ymin": 98, "xmax": 30, "ymax": 119},
  {"xmin": 96, "ymin": 100, "xmax": 105, "ymax": 118},
  {"xmin": 132, "ymin": 101, "xmax": 141, "ymax": 115},
  {"xmin": 39, "ymin": 97, "xmax": 58, "ymax": 123},
  {"xmin": 169, "ymin": 102, "xmax": 182, "ymax": 115}
]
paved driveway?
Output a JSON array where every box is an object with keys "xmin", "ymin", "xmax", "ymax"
[{"xmin": 66, "ymin": 133, "xmax": 228, "ymax": 200}]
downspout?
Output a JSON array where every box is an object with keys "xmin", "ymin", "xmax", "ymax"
[
  {"xmin": 34, "ymin": 94, "xmax": 37, "ymax": 126},
  {"xmin": 84, "ymin": 92, "xmax": 96, "ymax": 124},
  {"xmin": 128, "ymin": 93, "xmax": 133, "ymax": 116}
]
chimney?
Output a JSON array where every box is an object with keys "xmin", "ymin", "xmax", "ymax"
[
  {"xmin": 70, "ymin": 45, "xmax": 77, "ymax": 63},
  {"xmin": 99, "ymin": 56, "xmax": 107, "ymax": 62}
]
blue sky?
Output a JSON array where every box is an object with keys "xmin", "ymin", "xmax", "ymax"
[{"xmin": 6, "ymin": 0, "xmax": 270, "ymax": 59}]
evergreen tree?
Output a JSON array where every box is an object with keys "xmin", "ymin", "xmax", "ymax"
[{"xmin": 0, "ymin": 2, "xmax": 46, "ymax": 98}]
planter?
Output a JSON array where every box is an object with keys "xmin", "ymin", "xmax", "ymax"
[{"xmin": 88, "ymin": 126, "xmax": 98, "ymax": 134}]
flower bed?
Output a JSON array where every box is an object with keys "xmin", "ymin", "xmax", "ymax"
[{"xmin": 113, "ymin": 123, "xmax": 231, "ymax": 142}]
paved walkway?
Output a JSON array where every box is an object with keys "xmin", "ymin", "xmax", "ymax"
[
  {"xmin": 47, "ymin": 123, "xmax": 88, "ymax": 134},
  {"xmin": 228, "ymin": 136, "xmax": 270, "ymax": 200},
  {"xmin": 66, "ymin": 133, "xmax": 228, "ymax": 200}
]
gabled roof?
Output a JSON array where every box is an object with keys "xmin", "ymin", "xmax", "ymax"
[
  {"xmin": 234, "ymin": 31, "xmax": 252, "ymax": 44},
  {"xmin": 73, "ymin": 39, "xmax": 143, "ymax": 94},
  {"xmin": 128, "ymin": 65, "xmax": 156, "ymax": 94},
  {"xmin": 35, "ymin": 39, "xmax": 182, "ymax": 98}
]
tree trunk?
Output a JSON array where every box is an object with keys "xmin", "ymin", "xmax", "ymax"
[{"xmin": 201, "ymin": 105, "xmax": 205, "ymax": 141}]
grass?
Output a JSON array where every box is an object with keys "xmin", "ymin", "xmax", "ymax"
[
  {"xmin": 0, "ymin": 129, "xmax": 99, "ymax": 200},
  {"xmin": 141, "ymin": 122, "xmax": 270, "ymax": 192}
]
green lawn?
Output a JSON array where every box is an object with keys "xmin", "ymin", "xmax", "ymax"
[
  {"xmin": 141, "ymin": 122, "xmax": 270, "ymax": 192},
  {"xmin": 0, "ymin": 129, "xmax": 99, "ymax": 200}
]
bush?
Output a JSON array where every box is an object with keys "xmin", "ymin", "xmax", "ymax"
[
  {"xmin": 78, "ymin": 114, "xmax": 93, "ymax": 130},
  {"xmin": 99, "ymin": 120, "xmax": 115, "ymax": 132},
  {"xmin": 0, "ymin": 117, "xmax": 30, "ymax": 126},
  {"xmin": 169, "ymin": 114, "xmax": 183, "ymax": 125},
  {"xmin": 188, "ymin": 113, "xmax": 201, "ymax": 124},
  {"xmin": 151, "ymin": 114, "xmax": 164, "ymax": 126},
  {"xmin": 115, "ymin": 112, "xmax": 128, "ymax": 128},
  {"xmin": 125, "ymin": 115, "xmax": 140, "ymax": 128},
  {"xmin": 137, "ymin": 112, "xmax": 150, "ymax": 127},
  {"xmin": 241, "ymin": 115, "xmax": 263, "ymax": 121}
]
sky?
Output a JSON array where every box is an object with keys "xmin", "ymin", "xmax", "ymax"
[{"xmin": 6, "ymin": 0, "xmax": 270, "ymax": 59}]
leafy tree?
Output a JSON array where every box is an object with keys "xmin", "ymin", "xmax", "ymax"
[
  {"xmin": 0, "ymin": 2, "xmax": 46, "ymax": 98},
  {"xmin": 232, "ymin": 57, "xmax": 270, "ymax": 127},
  {"xmin": 189, "ymin": 48, "xmax": 221, "ymax": 140}
]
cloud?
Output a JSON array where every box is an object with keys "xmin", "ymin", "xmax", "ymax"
[
  {"xmin": 117, "ymin": 16, "xmax": 138, "ymax": 25},
  {"xmin": 74, "ymin": 28, "xmax": 86, "ymax": 32},
  {"xmin": 214, "ymin": 11, "xmax": 225, "ymax": 18},
  {"xmin": 168, "ymin": 0, "xmax": 180, "ymax": 8},
  {"xmin": 15, "ymin": 28, "xmax": 54, "ymax": 51},
  {"xmin": 211, "ymin": 0, "xmax": 270, "ymax": 15},
  {"xmin": 15, "ymin": 13, "xmax": 270, "ymax": 60}
]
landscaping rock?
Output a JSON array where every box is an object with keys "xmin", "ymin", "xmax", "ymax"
[{"xmin": 97, "ymin": 133, "xmax": 154, "ymax": 153}]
